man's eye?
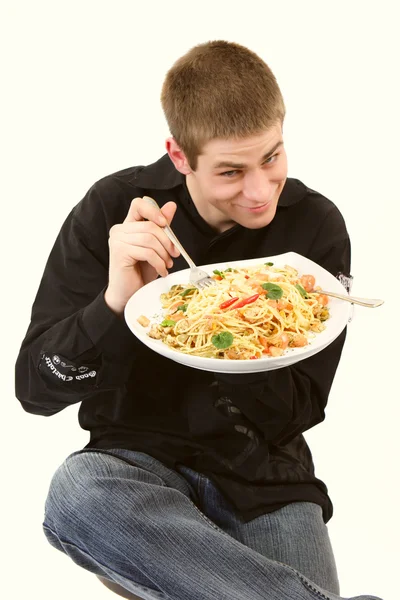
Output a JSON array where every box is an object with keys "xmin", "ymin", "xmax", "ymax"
[
  {"xmin": 221, "ymin": 170, "xmax": 239, "ymax": 177},
  {"xmin": 263, "ymin": 153, "xmax": 279, "ymax": 165}
]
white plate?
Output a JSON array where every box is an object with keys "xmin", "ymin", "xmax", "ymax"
[{"xmin": 124, "ymin": 252, "xmax": 352, "ymax": 373}]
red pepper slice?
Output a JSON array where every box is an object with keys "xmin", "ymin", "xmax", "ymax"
[
  {"xmin": 219, "ymin": 297, "xmax": 239, "ymax": 310},
  {"xmin": 231, "ymin": 293, "xmax": 260, "ymax": 309}
]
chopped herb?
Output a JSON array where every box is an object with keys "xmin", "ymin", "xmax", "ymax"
[
  {"xmin": 161, "ymin": 319, "xmax": 176, "ymax": 327},
  {"xmin": 262, "ymin": 282, "xmax": 283, "ymax": 300},
  {"xmin": 295, "ymin": 284, "xmax": 309, "ymax": 298},
  {"xmin": 264, "ymin": 262, "xmax": 274, "ymax": 266},
  {"xmin": 176, "ymin": 304, "xmax": 187, "ymax": 312},
  {"xmin": 180, "ymin": 288, "xmax": 196, "ymax": 297},
  {"xmin": 224, "ymin": 268, "xmax": 233, "ymax": 272},
  {"xmin": 211, "ymin": 331, "xmax": 234, "ymax": 349},
  {"xmin": 213, "ymin": 269, "xmax": 225, "ymax": 278}
]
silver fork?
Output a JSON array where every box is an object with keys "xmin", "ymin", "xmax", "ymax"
[
  {"xmin": 143, "ymin": 196, "xmax": 215, "ymax": 289},
  {"xmin": 317, "ymin": 289, "xmax": 384, "ymax": 308}
]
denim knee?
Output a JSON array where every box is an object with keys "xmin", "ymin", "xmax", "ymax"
[
  {"xmin": 43, "ymin": 452, "xmax": 89, "ymax": 538},
  {"xmin": 43, "ymin": 449, "xmax": 171, "ymax": 543}
]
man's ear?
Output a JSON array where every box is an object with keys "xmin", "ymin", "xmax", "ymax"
[{"xmin": 165, "ymin": 137, "xmax": 192, "ymax": 175}]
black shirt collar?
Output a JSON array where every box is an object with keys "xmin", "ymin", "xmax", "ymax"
[{"xmin": 132, "ymin": 154, "xmax": 183, "ymax": 190}]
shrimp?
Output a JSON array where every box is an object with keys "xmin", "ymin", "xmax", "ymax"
[
  {"xmin": 226, "ymin": 347, "xmax": 242, "ymax": 360},
  {"xmin": 242, "ymin": 307, "xmax": 260, "ymax": 323},
  {"xmin": 267, "ymin": 300, "xmax": 278, "ymax": 309},
  {"xmin": 272, "ymin": 333, "xmax": 289, "ymax": 349},
  {"xmin": 316, "ymin": 294, "xmax": 329, "ymax": 306},
  {"xmin": 168, "ymin": 300, "xmax": 186, "ymax": 312},
  {"xmin": 277, "ymin": 300, "xmax": 293, "ymax": 311},
  {"xmin": 299, "ymin": 274, "xmax": 316, "ymax": 293},
  {"xmin": 291, "ymin": 334, "xmax": 308, "ymax": 347},
  {"xmin": 171, "ymin": 311, "xmax": 186, "ymax": 322},
  {"xmin": 269, "ymin": 346, "xmax": 284, "ymax": 357},
  {"xmin": 258, "ymin": 335, "xmax": 270, "ymax": 353}
]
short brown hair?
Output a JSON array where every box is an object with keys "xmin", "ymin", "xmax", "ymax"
[{"xmin": 161, "ymin": 40, "xmax": 285, "ymax": 169}]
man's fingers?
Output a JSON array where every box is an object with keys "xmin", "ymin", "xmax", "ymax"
[
  {"xmin": 121, "ymin": 243, "xmax": 170, "ymax": 278},
  {"xmin": 114, "ymin": 232, "xmax": 174, "ymax": 268},
  {"xmin": 122, "ymin": 198, "xmax": 180, "ymax": 257},
  {"xmin": 123, "ymin": 198, "xmax": 141, "ymax": 223},
  {"xmin": 111, "ymin": 221, "xmax": 179, "ymax": 258},
  {"xmin": 124, "ymin": 197, "xmax": 167, "ymax": 226}
]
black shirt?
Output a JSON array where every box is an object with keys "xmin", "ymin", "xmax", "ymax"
[{"xmin": 15, "ymin": 154, "xmax": 350, "ymax": 523}]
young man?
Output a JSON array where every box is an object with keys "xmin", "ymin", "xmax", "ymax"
[{"xmin": 15, "ymin": 41, "xmax": 381, "ymax": 600}]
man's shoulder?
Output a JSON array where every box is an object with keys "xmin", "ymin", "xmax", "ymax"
[
  {"xmin": 92, "ymin": 154, "xmax": 181, "ymax": 195},
  {"xmin": 281, "ymin": 178, "xmax": 337, "ymax": 211},
  {"xmin": 89, "ymin": 164, "xmax": 144, "ymax": 199},
  {"xmin": 74, "ymin": 155, "xmax": 180, "ymax": 228},
  {"xmin": 281, "ymin": 178, "xmax": 346, "ymax": 226}
]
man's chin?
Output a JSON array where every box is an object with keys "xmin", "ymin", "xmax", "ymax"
[{"xmin": 235, "ymin": 206, "xmax": 277, "ymax": 229}]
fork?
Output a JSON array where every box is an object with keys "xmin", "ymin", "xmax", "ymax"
[
  {"xmin": 143, "ymin": 196, "xmax": 215, "ymax": 289},
  {"xmin": 317, "ymin": 290, "xmax": 384, "ymax": 308}
]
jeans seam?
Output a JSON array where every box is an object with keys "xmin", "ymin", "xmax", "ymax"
[
  {"xmin": 43, "ymin": 524, "xmax": 168, "ymax": 599},
  {"xmin": 189, "ymin": 498, "xmax": 234, "ymax": 536},
  {"xmin": 289, "ymin": 568, "xmax": 333, "ymax": 600},
  {"xmin": 180, "ymin": 507, "xmax": 334, "ymax": 600}
]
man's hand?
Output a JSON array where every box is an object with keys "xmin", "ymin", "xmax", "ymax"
[{"xmin": 104, "ymin": 196, "xmax": 180, "ymax": 315}]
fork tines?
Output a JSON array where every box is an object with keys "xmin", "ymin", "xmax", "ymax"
[{"xmin": 195, "ymin": 278, "xmax": 215, "ymax": 289}]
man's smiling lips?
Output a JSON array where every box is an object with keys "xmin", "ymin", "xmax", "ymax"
[{"xmin": 236, "ymin": 200, "xmax": 272, "ymax": 213}]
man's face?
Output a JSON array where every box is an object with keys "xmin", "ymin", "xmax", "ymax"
[{"xmin": 186, "ymin": 124, "xmax": 288, "ymax": 232}]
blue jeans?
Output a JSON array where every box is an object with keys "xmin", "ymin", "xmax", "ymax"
[{"xmin": 43, "ymin": 448, "xmax": 382, "ymax": 600}]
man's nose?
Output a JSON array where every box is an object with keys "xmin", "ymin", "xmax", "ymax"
[{"xmin": 242, "ymin": 170, "xmax": 271, "ymax": 202}]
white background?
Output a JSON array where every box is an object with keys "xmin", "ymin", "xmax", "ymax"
[{"xmin": 2, "ymin": 1, "xmax": 399, "ymax": 599}]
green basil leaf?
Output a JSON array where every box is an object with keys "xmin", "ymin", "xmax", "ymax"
[
  {"xmin": 264, "ymin": 261, "xmax": 274, "ymax": 266},
  {"xmin": 213, "ymin": 269, "xmax": 225, "ymax": 278},
  {"xmin": 180, "ymin": 288, "xmax": 196, "ymax": 297},
  {"xmin": 176, "ymin": 304, "xmax": 187, "ymax": 312},
  {"xmin": 211, "ymin": 331, "xmax": 234, "ymax": 349},
  {"xmin": 261, "ymin": 282, "xmax": 283, "ymax": 300},
  {"xmin": 161, "ymin": 319, "xmax": 176, "ymax": 327},
  {"xmin": 295, "ymin": 284, "xmax": 309, "ymax": 298}
]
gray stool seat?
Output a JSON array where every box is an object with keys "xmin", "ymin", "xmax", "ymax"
[{"xmin": 97, "ymin": 575, "xmax": 144, "ymax": 599}]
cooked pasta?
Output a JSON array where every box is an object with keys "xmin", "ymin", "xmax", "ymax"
[{"xmin": 139, "ymin": 262, "xmax": 330, "ymax": 360}]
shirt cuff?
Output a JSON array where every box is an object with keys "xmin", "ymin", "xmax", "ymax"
[{"xmin": 81, "ymin": 290, "xmax": 139, "ymax": 361}]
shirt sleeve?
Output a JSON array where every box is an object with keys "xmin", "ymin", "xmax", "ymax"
[
  {"xmin": 15, "ymin": 202, "xmax": 139, "ymax": 416},
  {"xmin": 214, "ymin": 205, "xmax": 351, "ymax": 446}
]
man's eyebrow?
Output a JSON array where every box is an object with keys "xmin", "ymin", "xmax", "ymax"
[{"xmin": 213, "ymin": 141, "xmax": 284, "ymax": 170}]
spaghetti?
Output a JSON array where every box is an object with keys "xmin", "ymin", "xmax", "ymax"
[{"xmin": 139, "ymin": 262, "xmax": 330, "ymax": 360}]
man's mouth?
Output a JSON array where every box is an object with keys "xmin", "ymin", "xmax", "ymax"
[{"xmin": 237, "ymin": 200, "xmax": 272, "ymax": 213}]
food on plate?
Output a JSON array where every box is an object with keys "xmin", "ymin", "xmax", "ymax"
[
  {"xmin": 136, "ymin": 315, "xmax": 150, "ymax": 328},
  {"xmin": 137, "ymin": 262, "xmax": 330, "ymax": 360}
]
